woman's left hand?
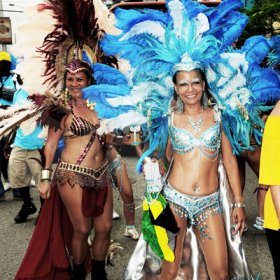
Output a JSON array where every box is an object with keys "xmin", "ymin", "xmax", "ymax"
[{"xmin": 231, "ymin": 207, "xmax": 246, "ymax": 235}]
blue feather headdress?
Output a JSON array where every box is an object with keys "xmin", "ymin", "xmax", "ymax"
[
  {"xmin": 83, "ymin": 0, "xmax": 280, "ymax": 171},
  {"xmin": 267, "ymin": 35, "xmax": 280, "ymax": 73}
]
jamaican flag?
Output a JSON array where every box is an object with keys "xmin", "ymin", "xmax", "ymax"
[{"xmin": 142, "ymin": 193, "xmax": 179, "ymax": 262}]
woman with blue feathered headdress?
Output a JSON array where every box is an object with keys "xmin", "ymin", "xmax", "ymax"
[{"xmin": 83, "ymin": 0, "xmax": 280, "ymax": 279}]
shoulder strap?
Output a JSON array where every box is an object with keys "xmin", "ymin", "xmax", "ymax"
[{"xmin": 75, "ymin": 132, "xmax": 96, "ymax": 165}]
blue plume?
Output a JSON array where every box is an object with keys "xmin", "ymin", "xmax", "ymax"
[
  {"xmin": 250, "ymin": 68, "xmax": 280, "ymax": 103},
  {"xmin": 242, "ymin": 36, "xmax": 272, "ymax": 65},
  {"xmin": 267, "ymin": 35, "xmax": 280, "ymax": 71},
  {"xmin": 93, "ymin": 63, "xmax": 128, "ymax": 85}
]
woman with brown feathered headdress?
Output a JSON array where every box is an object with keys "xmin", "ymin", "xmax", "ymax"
[{"xmin": 11, "ymin": 1, "xmax": 132, "ymax": 279}]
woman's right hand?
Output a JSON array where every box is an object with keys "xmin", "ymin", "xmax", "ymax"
[{"xmin": 39, "ymin": 181, "xmax": 51, "ymax": 200}]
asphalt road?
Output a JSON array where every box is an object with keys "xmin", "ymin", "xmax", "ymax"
[{"xmin": 0, "ymin": 154, "xmax": 275, "ymax": 280}]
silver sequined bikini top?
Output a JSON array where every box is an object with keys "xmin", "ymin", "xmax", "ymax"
[{"xmin": 169, "ymin": 111, "xmax": 221, "ymax": 158}]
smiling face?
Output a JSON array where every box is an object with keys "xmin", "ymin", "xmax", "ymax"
[
  {"xmin": 173, "ymin": 70, "xmax": 205, "ymax": 108},
  {"xmin": 65, "ymin": 71, "xmax": 91, "ymax": 99}
]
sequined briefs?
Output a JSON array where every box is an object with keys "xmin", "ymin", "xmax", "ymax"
[{"xmin": 163, "ymin": 182, "xmax": 221, "ymax": 239}]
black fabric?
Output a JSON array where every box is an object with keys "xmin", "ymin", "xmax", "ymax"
[
  {"xmin": 266, "ymin": 229, "xmax": 280, "ymax": 280},
  {"xmin": 91, "ymin": 259, "xmax": 107, "ymax": 280},
  {"xmin": 149, "ymin": 204, "xmax": 179, "ymax": 234},
  {"xmin": 72, "ymin": 263, "xmax": 86, "ymax": 280},
  {"xmin": 19, "ymin": 186, "xmax": 32, "ymax": 205},
  {"xmin": 14, "ymin": 202, "xmax": 37, "ymax": 223}
]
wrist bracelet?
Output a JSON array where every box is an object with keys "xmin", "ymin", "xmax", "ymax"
[
  {"xmin": 105, "ymin": 144, "xmax": 114, "ymax": 150},
  {"xmin": 41, "ymin": 168, "xmax": 53, "ymax": 182},
  {"xmin": 41, "ymin": 178, "xmax": 51, "ymax": 182},
  {"xmin": 232, "ymin": 202, "xmax": 245, "ymax": 208},
  {"xmin": 113, "ymin": 135, "xmax": 123, "ymax": 145}
]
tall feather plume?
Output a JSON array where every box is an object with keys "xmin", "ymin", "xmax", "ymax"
[
  {"xmin": 0, "ymin": 103, "xmax": 39, "ymax": 137},
  {"xmin": 36, "ymin": 0, "xmax": 99, "ymax": 90},
  {"xmin": 1, "ymin": 0, "xmax": 121, "ymax": 138}
]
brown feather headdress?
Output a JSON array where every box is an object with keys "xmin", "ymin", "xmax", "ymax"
[
  {"xmin": 36, "ymin": 0, "xmax": 117, "ymax": 91},
  {"xmin": 0, "ymin": 0, "xmax": 118, "ymax": 138}
]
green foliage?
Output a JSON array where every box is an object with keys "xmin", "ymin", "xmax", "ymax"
[{"xmin": 239, "ymin": 0, "xmax": 280, "ymax": 46}]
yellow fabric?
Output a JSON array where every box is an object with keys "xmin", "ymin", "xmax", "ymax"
[
  {"xmin": 154, "ymin": 225, "xmax": 175, "ymax": 262},
  {"xmin": 143, "ymin": 198, "xmax": 175, "ymax": 261},
  {"xmin": 263, "ymin": 189, "xmax": 280, "ymax": 230},
  {"xmin": 259, "ymin": 116, "xmax": 280, "ymax": 230},
  {"xmin": 259, "ymin": 116, "xmax": 280, "ymax": 185},
  {"xmin": 143, "ymin": 198, "xmax": 164, "ymax": 219},
  {"xmin": 0, "ymin": 52, "xmax": 11, "ymax": 62},
  {"xmin": 149, "ymin": 199, "xmax": 164, "ymax": 219},
  {"xmin": 143, "ymin": 199, "xmax": 149, "ymax": 211}
]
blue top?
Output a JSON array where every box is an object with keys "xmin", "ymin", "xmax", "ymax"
[
  {"xmin": 13, "ymin": 89, "xmax": 45, "ymax": 150},
  {"xmin": 169, "ymin": 111, "xmax": 221, "ymax": 159}
]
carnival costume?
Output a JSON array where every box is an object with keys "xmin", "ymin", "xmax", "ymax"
[
  {"xmin": 79, "ymin": 0, "xmax": 280, "ymax": 279},
  {"xmin": 0, "ymin": 1, "xmax": 121, "ymax": 279},
  {"xmin": 0, "ymin": 0, "xmax": 279, "ymax": 279}
]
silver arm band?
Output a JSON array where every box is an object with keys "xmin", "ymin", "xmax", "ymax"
[
  {"xmin": 232, "ymin": 202, "xmax": 245, "ymax": 208},
  {"xmin": 41, "ymin": 169, "xmax": 53, "ymax": 182}
]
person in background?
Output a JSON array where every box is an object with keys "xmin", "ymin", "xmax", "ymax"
[
  {"xmin": 0, "ymin": 51, "xmax": 16, "ymax": 106},
  {"xmin": 8, "ymin": 71, "xmax": 45, "ymax": 223},
  {"xmin": 107, "ymin": 147, "xmax": 139, "ymax": 240},
  {"xmin": 237, "ymin": 118, "xmax": 269, "ymax": 232},
  {"xmin": 259, "ymin": 100, "xmax": 280, "ymax": 280},
  {"xmin": 0, "ymin": 140, "xmax": 6, "ymax": 201},
  {"xmin": 0, "ymin": 52, "xmax": 22, "ymax": 200}
]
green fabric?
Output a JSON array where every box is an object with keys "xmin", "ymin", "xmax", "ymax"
[{"xmin": 141, "ymin": 193, "xmax": 168, "ymax": 260}]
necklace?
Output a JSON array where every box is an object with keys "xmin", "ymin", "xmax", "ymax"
[{"xmin": 187, "ymin": 109, "xmax": 203, "ymax": 134}]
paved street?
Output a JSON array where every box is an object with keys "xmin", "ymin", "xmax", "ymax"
[{"xmin": 0, "ymin": 154, "xmax": 275, "ymax": 280}]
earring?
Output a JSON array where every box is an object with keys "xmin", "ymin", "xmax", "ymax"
[
  {"xmin": 63, "ymin": 88, "xmax": 70, "ymax": 104},
  {"xmin": 202, "ymin": 90, "xmax": 209, "ymax": 108}
]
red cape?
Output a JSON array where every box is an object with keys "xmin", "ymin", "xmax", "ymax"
[{"xmin": 15, "ymin": 181, "xmax": 108, "ymax": 280}]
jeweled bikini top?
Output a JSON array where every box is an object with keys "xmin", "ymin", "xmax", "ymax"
[
  {"xmin": 69, "ymin": 113, "xmax": 98, "ymax": 136},
  {"xmin": 169, "ymin": 111, "xmax": 221, "ymax": 158},
  {"xmin": 63, "ymin": 103, "xmax": 100, "ymax": 138}
]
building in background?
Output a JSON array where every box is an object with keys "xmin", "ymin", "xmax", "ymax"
[{"xmin": 0, "ymin": 0, "xmax": 25, "ymax": 52}]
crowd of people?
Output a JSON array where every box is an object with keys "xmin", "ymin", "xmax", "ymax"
[{"xmin": 0, "ymin": 0, "xmax": 279, "ymax": 280}]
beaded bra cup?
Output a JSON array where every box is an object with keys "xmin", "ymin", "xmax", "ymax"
[
  {"xmin": 63, "ymin": 101, "xmax": 100, "ymax": 138},
  {"xmin": 169, "ymin": 112, "xmax": 221, "ymax": 158},
  {"xmin": 69, "ymin": 113, "xmax": 98, "ymax": 136},
  {"xmin": 63, "ymin": 112, "xmax": 100, "ymax": 138}
]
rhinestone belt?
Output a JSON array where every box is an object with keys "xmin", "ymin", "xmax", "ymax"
[{"xmin": 58, "ymin": 160, "xmax": 108, "ymax": 180}]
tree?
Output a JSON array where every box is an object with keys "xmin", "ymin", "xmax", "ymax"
[{"xmin": 238, "ymin": 0, "xmax": 280, "ymax": 46}]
